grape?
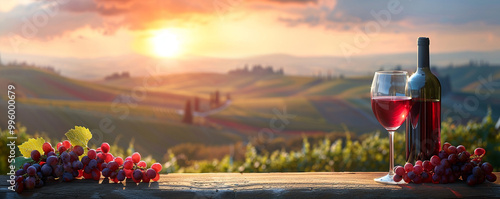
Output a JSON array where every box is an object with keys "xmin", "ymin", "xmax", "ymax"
[
  {"xmin": 73, "ymin": 145, "xmax": 84, "ymax": 156},
  {"xmin": 448, "ymin": 154, "xmax": 458, "ymax": 164},
  {"xmin": 69, "ymin": 151, "xmax": 79, "ymax": 162},
  {"xmin": 63, "ymin": 140, "xmax": 72, "ymax": 150},
  {"xmin": 394, "ymin": 166, "xmax": 405, "ymax": 176},
  {"xmin": 413, "ymin": 165, "xmax": 423, "ymax": 175},
  {"xmin": 413, "ymin": 175, "xmax": 423, "ymax": 184},
  {"xmin": 422, "ymin": 160, "xmax": 432, "ymax": 171},
  {"xmin": 393, "ymin": 175, "xmax": 402, "ymax": 182},
  {"xmin": 472, "ymin": 166, "xmax": 484, "ymax": 177},
  {"xmin": 46, "ymin": 156, "xmax": 58, "ymax": 166},
  {"xmin": 84, "ymin": 165, "xmax": 92, "ymax": 174},
  {"xmin": 114, "ymin": 157, "xmax": 124, "ymax": 166},
  {"xmin": 27, "ymin": 166, "xmax": 37, "ymax": 176},
  {"xmin": 46, "ymin": 151, "xmax": 56, "ymax": 157},
  {"xmin": 33, "ymin": 164, "xmax": 41, "ymax": 172},
  {"xmin": 444, "ymin": 168, "xmax": 452, "ymax": 176},
  {"xmin": 72, "ymin": 161, "xmax": 83, "ymax": 170},
  {"xmin": 101, "ymin": 162, "xmax": 108, "ymax": 170},
  {"xmin": 61, "ymin": 151, "xmax": 70, "ymax": 163},
  {"xmin": 72, "ymin": 170, "xmax": 79, "ymax": 177},
  {"xmin": 101, "ymin": 142, "xmax": 110, "ymax": 153},
  {"xmin": 105, "ymin": 153, "xmax": 114, "ymax": 163},
  {"xmin": 41, "ymin": 164, "xmax": 52, "ymax": 176},
  {"xmin": 117, "ymin": 170, "xmax": 126, "ymax": 181},
  {"xmin": 102, "ymin": 168, "xmax": 111, "ymax": 178},
  {"xmin": 81, "ymin": 156, "xmax": 91, "ymax": 166},
  {"xmin": 138, "ymin": 161, "xmax": 147, "ymax": 168},
  {"xmin": 438, "ymin": 150, "xmax": 447, "ymax": 160},
  {"xmin": 91, "ymin": 169, "xmax": 101, "ymax": 181},
  {"xmin": 43, "ymin": 142, "xmax": 53, "ymax": 153},
  {"xmin": 88, "ymin": 159, "xmax": 97, "ymax": 169},
  {"xmin": 142, "ymin": 171, "xmax": 151, "ymax": 183},
  {"xmin": 486, "ymin": 173, "xmax": 497, "ymax": 182},
  {"xmin": 151, "ymin": 163, "xmax": 162, "ymax": 173},
  {"xmin": 467, "ymin": 175, "xmax": 477, "ymax": 186},
  {"xmin": 15, "ymin": 169, "xmax": 25, "ymax": 176},
  {"xmin": 31, "ymin": 150, "xmax": 41, "ymax": 162},
  {"xmin": 56, "ymin": 142, "xmax": 63, "ymax": 149},
  {"xmin": 432, "ymin": 173, "xmax": 440, "ymax": 184},
  {"xmin": 434, "ymin": 165, "xmax": 444, "ymax": 176},
  {"xmin": 15, "ymin": 182, "xmax": 24, "ymax": 193},
  {"xmin": 63, "ymin": 172, "xmax": 74, "ymax": 182},
  {"xmin": 23, "ymin": 163, "xmax": 31, "ymax": 170},
  {"xmin": 25, "ymin": 177, "xmax": 36, "ymax": 189},
  {"xmin": 152, "ymin": 172, "xmax": 160, "ymax": 182},
  {"xmin": 404, "ymin": 162, "xmax": 414, "ymax": 172},
  {"xmin": 107, "ymin": 161, "xmax": 119, "ymax": 171},
  {"xmin": 146, "ymin": 169, "xmax": 157, "ymax": 179},
  {"xmin": 58, "ymin": 146, "xmax": 67, "ymax": 154},
  {"xmin": 53, "ymin": 165, "xmax": 63, "ymax": 177},
  {"xmin": 415, "ymin": 160, "xmax": 423, "ymax": 166},
  {"xmin": 124, "ymin": 169, "xmax": 133, "ymax": 179},
  {"xmin": 37, "ymin": 171, "xmax": 43, "ymax": 178},
  {"xmin": 88, "ymin": 149, "xmax": 97, "ymax": 159},
  {"xmin": 441, "ymin": 159, "xmax": 450, "ymax": 168},
  {"xmin": 446, "ymin": 146, "xmax": 457, "ymax": 155},
  {"xmin": 421, "ymin": 171, "xmax": 429, "ymax": 180},
  {"xmin": 133, "ymin": 169, "xmax": 143, "ymax": 182},
  {"xmin": 96, "ymin": 147, "xmax": 102, "ymax": 153},
  {"xmin": 124, "ymin": 160, "xmax": 134, "ymax": 170},
  {"xmin": 443, "ymin": 142, "xmax": 451, "ymax": 152},
  {"xmin": 430, "ymin": 155, "xmax": 440, "ymax": 166},
  {"xmin": 481, "ymin": 162, "xmax": 493, "ymax": 174},
  {"xmin": 132, "ymin": 152, "xmax": 141, "ymax": 164},
  {"xmin": 64, "ymin": 162, "xmax": 73, "ymax": 172},
  {"xmin": 110, "ymin": 171, "xmax": 118, "ymax": 179},
  {"xmin": 474, "ymin": 148, "xmax": 485, "ymax": 156},
  {"xmin": 458, "ymin": 152, "xmax": 469, "ymax": 162},
  {"xmin": 457, "ymin": 145, "xmax": 466, "ymax": 153},
  {"xmin": 125, "ymin": 156, "xmax": 132, "ymax": 162},
  {"xmin": 407, "ymin": 171, "xmax": 416, "ymax": 180}
]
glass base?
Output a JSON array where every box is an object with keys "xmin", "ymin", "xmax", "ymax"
[{"xmin": 374, "ymin": 173, "xmax": 407, "ymax": 185}]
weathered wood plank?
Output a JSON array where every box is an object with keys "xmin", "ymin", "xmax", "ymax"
[{"xmin": 1, "ymin": 172, "xmax": 499, "ymax": 198}]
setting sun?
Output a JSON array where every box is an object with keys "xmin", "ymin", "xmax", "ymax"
[{"xmin": 150, "ymin": 29, "xmax": 181, "ymax": 57}]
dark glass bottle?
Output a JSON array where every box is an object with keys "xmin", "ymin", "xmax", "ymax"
[{"xmin": 405, "ymin": 37, "xmax": 441, "ymax": 163}]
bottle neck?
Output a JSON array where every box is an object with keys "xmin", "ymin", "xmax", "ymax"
[{"xmin": 418, "ymin": 44, "xmax": 430, "ymax": 69}]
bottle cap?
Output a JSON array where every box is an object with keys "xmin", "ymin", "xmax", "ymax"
[{"xmin": 418, "ymin": 37, "xmax": 430, "ymax": 45}]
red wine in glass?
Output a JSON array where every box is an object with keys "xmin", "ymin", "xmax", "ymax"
[
  {"xmin": 371, "ymin": 96, "xmax": 412, "ymax": 130},
  {"xmin": 371, "ymin": 71, "xmax": 411, "ymax": 184}
]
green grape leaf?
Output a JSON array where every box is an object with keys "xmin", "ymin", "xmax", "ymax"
[
  {"xmin": 18, "ymin": 137, "xmax": 46, "ymax": 158},
  {"xmin": 14, "ymin": 157, "xmax": 32, "ymax": 170},
  {"xmin": 65, "ymin": 126, "xmax": 92, "ymax": 150}
]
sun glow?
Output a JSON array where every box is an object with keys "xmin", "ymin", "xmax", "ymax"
[{"xmin": 150, "ymin": 29, "xmax": 182, "ymax": 57}]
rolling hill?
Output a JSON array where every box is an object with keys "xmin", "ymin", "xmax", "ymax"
[{"xmin": 1, "ymin": 64, "xmax": 499, "ymax": 161}]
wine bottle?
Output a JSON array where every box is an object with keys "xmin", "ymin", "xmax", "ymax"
[{"xmin": 405, "ymin": 37, "xmax": 441, "ymax": 163}]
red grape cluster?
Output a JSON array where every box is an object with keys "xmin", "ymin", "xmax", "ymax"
[
  {"xmin": 393, "ymin": 142, "xmax": 496, "ymax": 186},
  {"xmin": 14, "ymin": 141, "xmax": 163, "ymax": 194}
]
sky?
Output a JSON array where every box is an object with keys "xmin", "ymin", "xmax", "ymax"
[{"xmin": 1, "ymin": 0, "xmax": 500, "ymax": 63}]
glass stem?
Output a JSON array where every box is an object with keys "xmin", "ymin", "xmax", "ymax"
[{"xmin": 388, "ymin": 130, "xmax": 395, "ymax": 176}]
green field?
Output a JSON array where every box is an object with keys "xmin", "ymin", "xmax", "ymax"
[{"xmin": 1, "ymin": 65, "xmax": 499, "ymax": 161}]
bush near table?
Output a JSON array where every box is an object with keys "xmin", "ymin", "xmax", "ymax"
[{"xmin": 163, "ymin": 110, "xmax": 499, "ymax": 173}]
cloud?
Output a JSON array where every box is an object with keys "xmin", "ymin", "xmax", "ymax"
[
  {"xmin": 1, "ymin": 0, "xmax": 499, "ymax": 41},
  {"xmin": 278, "ymin": 0, "xmax": 500, "ymax": 31}
]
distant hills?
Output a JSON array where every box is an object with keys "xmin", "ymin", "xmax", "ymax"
[
  {"xmin": 2, "ymin": 50, "xmax": 500, "ymax": 79},
  {"xmin": 0, "ymin": 63, "xmax": 499, "ymax": 161}
]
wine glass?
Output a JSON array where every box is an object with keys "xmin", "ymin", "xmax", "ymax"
[{"xmin": 371, "ymin": 71, "xmax": 411, "ymax": 184}]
